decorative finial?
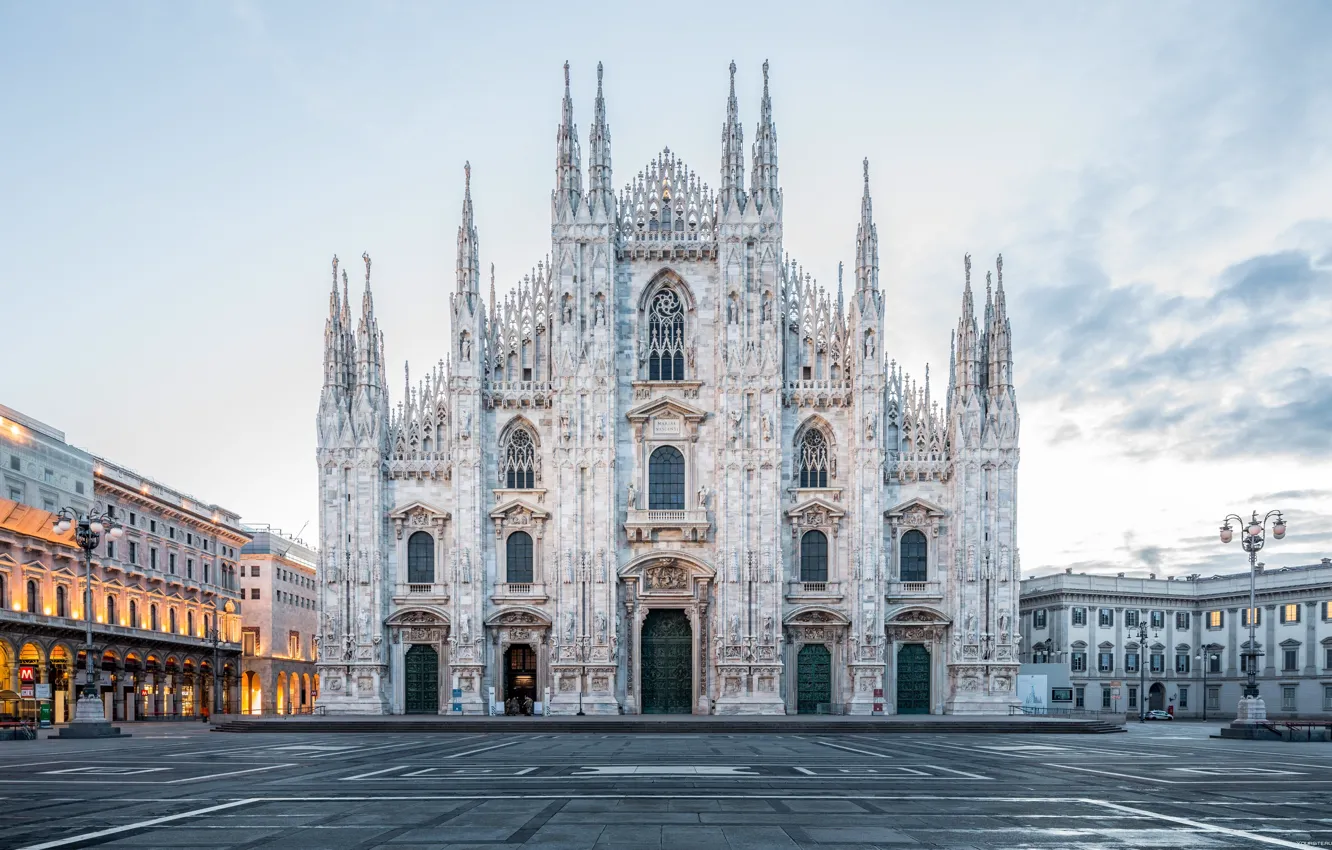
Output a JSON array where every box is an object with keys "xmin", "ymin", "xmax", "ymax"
[
  {"xmin": 563, "ymin": 60, "xmax": 570, "ymax": 89},
  {"xmin": 838, "ymin": 261, "xmax": 844, "ymax": 287},
  {"xmin": 729, "ymin": 60, "xmax": 736, "ymax": 91},
  {"xmin": 464, "ymin": 160, "xmax": 471, "ymax": 192},
  {"xmin": 362, "ymin": 251, "xmax": 371, "ymax": 283},
  {"xmin": 762, "ymin": 59, "xmax": 769, "ymax": 94},
  {"xmin": 996, "ymin": 253, "xmax": 1003, "ymax": 288},
  {"xmin": 863, "ymin": 158, "xmax": 870, "ymax": 188},
  {"xmin": 964, "ymin": 253, "xmax": 972, "ymax": 287},
  {"xmin": 332, "ymin": 255, "xmax": 339, "ymax": 286},
  {"xmin": 597, "ymin": 61, "xmax": 603, "ymax": 87}
]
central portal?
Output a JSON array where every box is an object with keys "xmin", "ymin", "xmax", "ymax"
[
  {"xmin": 505, "ymin": 645, "xmax": 537, "ymax": 713},
  {"xmin": 640, "ymin": 609, "xmax": 692, "ymax": 714},
  {"xmin": 896, "ymin": 643, "xmax": 930, "ymax": 714},
  {"xmin": 796, "ymin": 644, "xmax": 832, "ymax": 714},
  {"xmin": 404, "ymin": 644, "xmax": 439, "ymax": 714}
]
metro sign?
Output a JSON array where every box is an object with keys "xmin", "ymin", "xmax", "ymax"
[{"xmin": 19, "ymin": 665, "xmax": 35, "ymax": 698}]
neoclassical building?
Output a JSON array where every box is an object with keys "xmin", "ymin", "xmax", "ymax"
[{"xmin": 316, "ymin": 62, "xmax": 1021, "ymax": 715}]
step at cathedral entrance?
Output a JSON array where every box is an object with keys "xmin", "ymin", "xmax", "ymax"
[
  {"xmin": 640, "ymin": 609, "xmax": 692, "ymax": 714},
  {"xmin": 896, "ymin": 643, "xmax": 930, "ymax": 714},
  {"xmin": 404, "ymin": 644, "xmax": 439, "ymax": 714},
  {"xmin": 796, "ymin": 644, "xmax": 832, "ymax": 714}
]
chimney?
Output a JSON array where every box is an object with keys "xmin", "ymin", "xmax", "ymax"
[
  {"xmin": 1149, "ymin": 573, "xmax": 1156, "ymax": 580},
  {"xmin": 1255, "ymin": 562, "xmax": 1265, "ymax": 574}
]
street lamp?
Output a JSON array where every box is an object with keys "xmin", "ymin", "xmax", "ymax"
[
  {"xmin": 1196, "ymin": 649, "xmax": 1218, "ymax": 722},
  {"xmin": 1131, "ymin": 618, "xmax": 1159, "ymax": 723},
  {"xmin": 52, "ymin": 507, "xmax": 122, "ymax": 723},
  {"xmin": 208, "ymin": 601, "xmax": 224, "ymax": 718},
  {"xmin": 1219, "ymin": 509, "xmax": 1286, "ymax": 721}
]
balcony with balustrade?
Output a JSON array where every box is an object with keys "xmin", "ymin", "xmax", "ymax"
[
  {"xmin": 624, "ymin": 508, "xmax": 710, "ymax": 543},
  {"xmin": 391, "ymin": 582, "xmax": 450, "ymax": 606},
  {"xmin": 887, "ymin": 580, "xmax": 943, "ymax": 601},
  {"xmin": 490, "ymin": 582, "xmax": 549, "ymax": 604},
  {"xmin": 784, "ymin": 580, "xmax": 844, "ymax": 603}
]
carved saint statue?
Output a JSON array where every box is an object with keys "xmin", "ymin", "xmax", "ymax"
[
  {"xmin": 597, "ymin": 413, "xmax": 606, "ymax": 441},
  {"xmin": 864, "ymin": 332, "xmax": 875, "ymax": 360},
  {"xmin": 964, "ymin": 612, "xmax": 976, "ymax": 637},
  {"xmin": 595, "ymin": 611, "xmax": 608, "ymax": 643},
  {"xmin": 864, "ymin": 412, "xmax": 876, "ymax": 441},
  {"xmin": 627, "ymin": 481, "xmax": 638, "ymax": 509},
  {"xmin": 565, "ymin": 612, "xmax": 577, "ymax": 643},
  {"xmin": 559, "ymin": 412, "xmax": 571, "ymax": 441},
  {"xmin": 593, "ymin": 299, "xmax": 605, "ymax": 326},
  {"xmin": 696, "ymin": 484, "xmax": 708, "ymax": 508},
  {"xmin": 729, "ymin": 612, "xmax": 741, "ymax": 643},
  {"xmin": 761, "ymin": 410, "xmax": 773, "ymax": 442},
  {"xmin": 728, "ymin": 409, "xmax": 742, "ymax": 443},
  {"xmin": 727, "ymin": 295, "xmax": 738, "ymax": 325},
  {"xmin": 461, "ymin": 335, "xmax": 472, "ymax": 362}
]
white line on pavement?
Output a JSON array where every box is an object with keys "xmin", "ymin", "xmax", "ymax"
[
  {"xmin": 444, "ymin": 740, "xmax": 522, "ymax": 758},
  {"xmin": 1091, "ymin": 800, "xmax": 1323, "ymax": 850},
  {"xmin": 341, "ymin": 766, "xmax": 406, "ymax": 781},
  {"xmin": 13, "ymin": 798, "xmax": 257, "ymax": 850},
  {"xmin": 168, "ymin": 764, "xmax": 297, "ymax": 784}
]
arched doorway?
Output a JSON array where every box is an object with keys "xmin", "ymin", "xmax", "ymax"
[
  {"xmin": 896, "ymin": 644, "xmax": 931, "ymax": 714},
  {"xmin": 640, "ymin": 609, "xmax": 692, "ymax": 714},
  {"xmin": 1149, "ymin": 681, "xmax": 1166, "ymax": 711},
  {"xmin": 276, "ymin": 671, "xmax": 287, "ymax": 715},
  {"xmin": 505, "ymin": 645, "xmax": 537, "ymax": 713},
  {"xmin": 404, "ymin": 645, "xmax": 439, "ymax": 714},
  {"xmin": 796, "ymin": 644, "xmax": 832, "ymax": 714}
]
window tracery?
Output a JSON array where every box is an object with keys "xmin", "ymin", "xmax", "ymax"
[
  {"xmin": 798, "ymin": 429, "xmax": 830, "ymax": 488},
  {"xmin": 647, "ymin": 290, "xmax": 686, "ymax": 381},
  {"xmin": 499, "ymin": 426, "xmax": 537, "ymax": 489}
]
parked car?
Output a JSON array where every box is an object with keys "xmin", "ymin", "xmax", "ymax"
[{"xmin": 1145, "ymin": 709, "xmax": 1173, "ymax": 721}]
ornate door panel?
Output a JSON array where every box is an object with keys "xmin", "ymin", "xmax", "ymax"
[
  {"xmin": 896, "ymin": 643, "xmax": 930, "ymax": 714},
  {"xmin": 796, "ymin": 644, "xmax": 832, "ymax": 714},
  {"xmin": 640, "ymin": 609, "xmax": 692, "ymax": 714},
  {"xmin": 405, "ymin": 644, "xmax": 439, "ymax": 715}
]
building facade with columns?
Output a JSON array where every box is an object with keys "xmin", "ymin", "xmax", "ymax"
[
  {"xmin": 0, "ymin": 409, "xmax": 246, "ymax": 722},
  {"xmin": 316, "ymin": 62, "xmax": 1022, "ymax": 716},
  {"xmin": 1019, "ymin": 561, "xmax": 1332, "ymax": 718},
  {"xmin": 237, "ymin": 526, "xmax": 320, "ymax": 714}
]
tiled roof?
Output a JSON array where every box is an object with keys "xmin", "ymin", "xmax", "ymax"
[{"xmin": 0, "ymin": 497, "xmax": 80, "ymax": 550}]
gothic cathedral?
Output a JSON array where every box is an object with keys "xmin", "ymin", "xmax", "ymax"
[{"xmin": 315, "ymin": 62, "xmax": 1021, "ymax": 716}]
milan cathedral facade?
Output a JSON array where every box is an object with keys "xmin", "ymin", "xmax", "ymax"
[{"xmin": 315, "ymin": 62, "xmax": 1021, "ymax": 716}]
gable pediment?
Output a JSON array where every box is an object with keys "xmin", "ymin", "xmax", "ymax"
[
  {"xmin": 390, "ymin": 500, "xmax": 452, "ymax": 539},
  {"xmin": 625, "ymin": 396, "xmax": 707, "ymax": 424},
  {"xmin": 787, "ymin": 497, "xmax": 845, "ymax": 534},
  {"xmin": 885, "ymin": 497, "xmax": 948, "ymax": 522},
  {"xmin": 488, "ymin": 497, "xmax": 549, "ymax": 522}
]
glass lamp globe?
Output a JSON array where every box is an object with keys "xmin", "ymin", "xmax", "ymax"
[
  {"xmin": 1247, "ymin": 523, "xmax": 1262, "ymax": 537},
  {"xmin": 109, "ymin": 525, "xmax": 124, "ymax": 539},
  {"xmin": 89, "ymin": 520, "xmax": 105, "ymax": 534},
  {"xmin": 1220, "ymin": 526, "xmax": 1233, "ymax": 544},
  {"xmin": 1273, "ymin": 521, "xmax": 1286, "ymax": 539}
]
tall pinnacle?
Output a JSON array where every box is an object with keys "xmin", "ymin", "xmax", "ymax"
[
  {"xmin": 855, "ymin": 158, "xmax": 879, "ymax": 294},
  {"xmin": 954, "ymin": 254, "xmax": 980, "ymax": 393},
  {"xmin": 554, "ymin": 60, "xmax": 583, "ymax": 216},
  {"xmin": 719, "ymin": 60, "xmax": 746, "ymax": 214},
  {"xmin": 456, "ymin": 162, "xmax": 480, "ymax": 296},
  {"xmin": 587, "ymin": 61, "xmax": 614, "ymax": 216},
  {"xmin": 750, "ymin": 60, "xmax": 779, "ymax": 212}
]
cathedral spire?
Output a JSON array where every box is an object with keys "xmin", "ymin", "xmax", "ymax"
[
  {"xmin": 855, "ymin": 158, "xmax": 879, "ymax": 295},
  {"xmin": 323, "ymin": 255, "xmax": 349, "ymax": 392},
  {"xmin": 719, "ymin": 60, "xmax": 746, "ymax": 215},
  {"xmin": 954, "ymin": 253, "xmax": 980, "ymax": 394},
  {"xmin": 357, "ymin": 251, "xmax": 383, "ymax": 393},
  {"xmin": 456, "ymin": 162, "xmax": 480, "ymax": 298},
  {"xmin": 750, "ymin": 60, "xmax": 779, "ymax": 213},
  {"xmin": 587, "ymin": 61, "xmax": 614, "ymax": 218},
  {"xmin": 553, "ymin": 60, "xmax": 583, "ymax": 217},
  {"xmin": 987, "ymin": 254, "xmax": 1013, "ymax": 395}
]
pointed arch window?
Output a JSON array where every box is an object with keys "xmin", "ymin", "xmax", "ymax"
[
  {"xmin": 407, "ymin": 531, "xmax": 435, "ymax": 584},
  {"xmin": 800, "ymin": 530, "xmax": 828, "ymax": 582},
  {"xmin": 798, "ymin": 429, "xmax": 830, "ymax": 488},
  {"xmin": 500, "ymin": 426, "xmax": 536, "ymax": 489},
  {"xmin": 647, "ymin": 289, "xmax": 685, "ymax": 381},
  {"xmin": 648, "ymin": 445, "xmax": 685, "ymax": 510},
  {"xmin": 900, "ymin": 530, "xmax": 928, "ymax": 582},
  {"xmin": 506, "ymin": 531, "xmax": 533, "ymax": 583}
]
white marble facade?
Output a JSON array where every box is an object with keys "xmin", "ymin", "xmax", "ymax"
[{"xmin": 315, "ymin": 62, "xmax": 1021, "ymax": 716}]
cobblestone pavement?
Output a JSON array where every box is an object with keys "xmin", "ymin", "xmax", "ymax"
[{"xmin": 1, "ymin": 722, "xmax": 1329, "ymax": 849}]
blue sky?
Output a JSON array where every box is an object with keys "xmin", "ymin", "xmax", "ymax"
[{"xmin": 3, "ymin": 2, "xmax": 1329, "ymax": 576}]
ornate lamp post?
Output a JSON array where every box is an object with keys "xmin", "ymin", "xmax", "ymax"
[
  {"xmin": 1131, "ymin": 619, "xmax": 1158, "ymax": 722},
  {"xmin": 208, "ymin": 600, "xmax": 223, "ymax": 718},
  {"xmin": 52, "ymin": 506, "xmax": 123, "ymax": 734},
  {"xmin": 1219, "ymin": 509, "xmax": 1286, "ymax": 723},
  {"xmin": 1197, "ymin": 649, "xmax": 1218, "ymax": 722}
]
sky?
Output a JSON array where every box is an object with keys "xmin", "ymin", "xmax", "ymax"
[{"xmin": 3, "ymin": 2, "xmax": 1330, "ymax": 578}]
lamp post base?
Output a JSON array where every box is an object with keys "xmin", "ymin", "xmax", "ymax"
[
  {"xmin": 1231, "ymin": 695, "xmax": 1268, "ymax": 726},
  {"xmin": 55, "ymin": 694, "xmax": 129, "ymax": 738}
]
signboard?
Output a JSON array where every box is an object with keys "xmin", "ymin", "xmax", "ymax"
[
  {"xmin": 1050, "ymin": 688, "xmax": 1073, "ymax": 702},
  {"xmin": 1112, "ymin": 688, "xmax": 1121, "ymax": 698},
  {"xmin": 34, "ymin": 684, "xmax": 51, "ymax": 700},
  {"xmin": 1017, "ymin": 674, "xmax": 1048, "ymax": 712},
  {"xmin": 18, "ymin": 666, "xmax": 35, "ymax": 698},
  {"xmin": 452, "ymin": 687, "xmax": 462, "ymax": 714},
  {"xmin": 534, "ymin": 702, "xmax": 543, "ymax": 716}
]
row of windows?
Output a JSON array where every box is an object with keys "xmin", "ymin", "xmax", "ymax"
[
  {"xmin": 1066, "ymin": 646, "xmax": 1332, "ymax": 674},
  {"xmin": 1051, "ymin": 602, "xmax": 1332, "ymax": 630},
  {"xmin": 496, "ymin": 423, "xmax": 837, "ymax": 497},
  {"xmin": 0, "ymin": 574, "xmax": 215, "ymax": 636},
  {"xmin": 1079, "ymin": 684, "xmax": 1332, "ymax": 713},
  {"xmin": 104, "ymin": 505, "xmax": 235, "ymax": 558},
  {"xmin": 276, "ymin": 567, "xmax": 314, "ymax": 590}
]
